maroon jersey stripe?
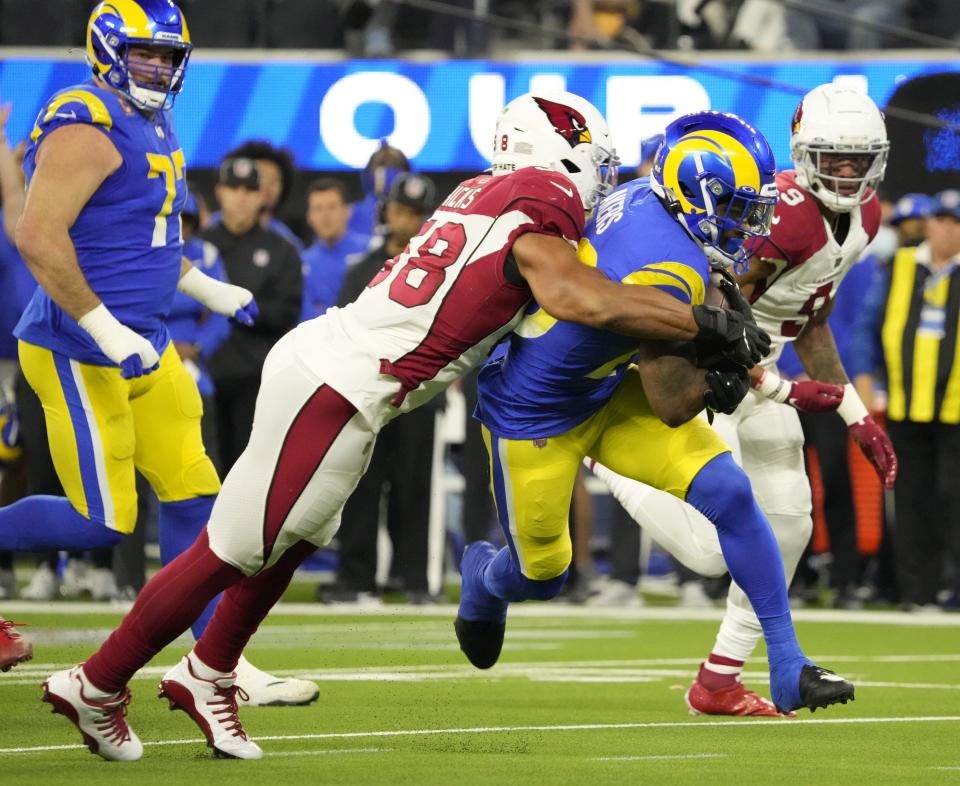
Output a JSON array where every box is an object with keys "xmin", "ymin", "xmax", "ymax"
[{"xmin": 261, "ymin": 385, "xmax": 358, "ymax": 566}]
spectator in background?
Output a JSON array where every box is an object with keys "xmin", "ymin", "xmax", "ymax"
[
  {"xmin": 785, "ymin": 0, "xmax": 911, "ymax": 50},
  {"xmin": 852, "ymin": 190, "xmax": 960, "ymax": 610},
  {"xmin": 221, "ymin": 140, "xmax": 303, "ymax": 250},
  {"xmin": 890, "ymin": 193, "xmax": 932, "ymax": 248},
  {"xmin": 321, "ymin": 173, "xmax": 438, "ymax": 604},
  {"xmin": 300, "ymin": 178, "xmax": 371, "ymax": 322},
  {"xmin": 349, "ymin": 141, "xmax": 410, "ymax": 239},
  {"xmin": 204, "ymin": 157, "xmax": 303, "ymax": 472},
  {"xmin": 168, "ymin": 193, "xmax": 231, "ymax": 473},
  {"xmin": 730, "ymin": 0, "xmax": 790, "ymax": 51},
  {"xmin": 568, "ymin": 0, "xmax": 650, "ymax": 51}
]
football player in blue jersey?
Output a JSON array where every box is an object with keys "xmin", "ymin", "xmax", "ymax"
[
  {"xmin": 460, "ymin": 111, "xmax": 856, "ymax": 714},
  {"xmin": 3, "ymin": 0, "xmax": 318, "ymax": 706}
]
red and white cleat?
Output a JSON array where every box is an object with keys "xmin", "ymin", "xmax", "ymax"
[
  {"xmin": 685, "ymin": 673, "xmax": 796, "ymax": 718},
  {"xmin": 41, "ymin": 666, "xmax": 143, "ymax": 761},
  {"xmin": 0, "ymin": 617, "xmax": 32, "ymax": 672},
  {"xmin": 158, "ymin": 654, "xmax": 263, "ymax": 759}
]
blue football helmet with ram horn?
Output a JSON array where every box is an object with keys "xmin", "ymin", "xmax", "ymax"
[
  {"xmin": 86, "ymin": 0, "xmax": 192, "ymax": 111},
  {"xmin": 650, "ymin": 111, "xmax": 778, "ymax": 271}
]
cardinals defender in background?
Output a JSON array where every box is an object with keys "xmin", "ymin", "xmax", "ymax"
[{"xmin": 588, "ymin": 82, "xmax": 898, "ymax": 717}]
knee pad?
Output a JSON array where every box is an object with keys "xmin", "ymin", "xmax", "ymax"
[
  {"xmin": 180, "ymin": 454, "xmax": 222, "ymax": 499},
  {"xmin": 525, "ymin": 540, "xmax": 573, "ymax": 585},
  {"xmin": 687, "ymin": 453, "xmax": 755, "ymax": 525}
]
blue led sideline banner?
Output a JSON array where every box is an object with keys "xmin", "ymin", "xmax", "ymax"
[{"xmin": 0, "ymin": 55, "xmax": 957, "ymax": 172}]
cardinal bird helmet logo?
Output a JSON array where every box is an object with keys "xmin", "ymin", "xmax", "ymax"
[{"xmin": 533, "ymin": 96, "xmax": 593, "ymax": 148}]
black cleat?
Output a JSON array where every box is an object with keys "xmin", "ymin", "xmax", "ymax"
[
  {"xmin": 796, "ymin": 664, "xmax": 855, "ymax": 712},
  {"xmin": 454, "ymin": 616, "xmax": 505, "ymax": 670}
]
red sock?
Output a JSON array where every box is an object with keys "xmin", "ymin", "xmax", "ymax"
[
  {"xmin": 193, "ymin": 540, "xmax": 317, "ymax": 673},
  {"xmin": 697, "ymin": 652, "xmax": 744, "ymax": 691},
  {"xmin": 83, "ymin": 530, "xmax": 242, "ymax": 694}
]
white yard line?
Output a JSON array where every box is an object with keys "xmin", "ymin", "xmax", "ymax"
[
  {"xmin": 594, "ymin": 753, "xmax": 729, "ymax": 762},
  {"xmin": 1, "ymin": 716, "xmax": 959, "ymax": 756},
  {"xmin": 268, "ymin": 748, "xmax": 392, "ymax": 757},
  {"xmin": 4, "ymin": 601, "xmax": 960, "ymax": 626}
]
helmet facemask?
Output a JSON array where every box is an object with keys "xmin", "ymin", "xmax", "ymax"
[
  {"xmin": 795, "ymin": 141, "xmax": 888, "ymax": 213},
  {"xmin": 579, "ymin": 143, "xmax": 621, "ymax": 209},
  {"xmin": 694, "ymin": 177, "xmax": 777, "ymax": 271}
]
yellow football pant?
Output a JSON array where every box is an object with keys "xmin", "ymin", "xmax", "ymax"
[
  {"xmin": 483, "ymin": 368, "xmax": 729, "ymax": 581},
  {"xmin": 19, "ymin": 340, "xmax": 221, "ymax": 533}
]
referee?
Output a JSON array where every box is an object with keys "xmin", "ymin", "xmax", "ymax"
[{"xmin": 852, "ymin": 189, "xmax": 960, "ymax": 610}]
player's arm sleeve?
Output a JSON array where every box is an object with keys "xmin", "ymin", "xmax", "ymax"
[
  {"xmin": 193, "ymin": 247, "xmax": 231, "ymax": 359},
  {"xmin": 619, "ymin": 258, "xmax": 708, "ymax": 306},
  {"xmin": 848, "ymin": 265, "xmax": 889, "ymax": 379},
  {"xmin": 29, "ymin": 89, "xmax": 114, "ymax": 145},
  {"xmin": 252, "ymin": 243, "xmax": 304, "ymax": 332}
]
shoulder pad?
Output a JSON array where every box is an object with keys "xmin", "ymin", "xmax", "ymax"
[{"xmin": 30, "ymin": 86, "xmax": 114, "ymax": 143}]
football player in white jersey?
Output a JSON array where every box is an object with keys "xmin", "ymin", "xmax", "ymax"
[
  {"xmin": 588, "ymin": 83, "xmax": 899, "ymax": 716},
  {"xmin": 41, "ymin": 91, "xmax": 769, "ymax": 761}
]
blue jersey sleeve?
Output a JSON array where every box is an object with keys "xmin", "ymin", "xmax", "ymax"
[
  {"xmin": 584, "ymin": 237, "xmax": 708, "ymax": 306},
  {"xmin": 28, "ymin": 85, "xmax": 115, "ymax": 146},
  {"xmin": 619, "ymin": 258, "xmax": 708, "ymax": 305}
]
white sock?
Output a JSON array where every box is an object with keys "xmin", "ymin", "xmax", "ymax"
[{"xmin": 188, "ymin": 651, "xmax": 233, "ymax": 681}]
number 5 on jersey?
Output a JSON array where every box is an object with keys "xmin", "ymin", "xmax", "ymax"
[
  {"xmin": 147, "ymin": 149, "xmax": 186, "ymax": 248},
  {"xmin": 369, "ymin": 220, "xmax": 468, "ymax": 307}
]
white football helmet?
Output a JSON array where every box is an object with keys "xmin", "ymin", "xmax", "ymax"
[
  {"xmin": 790, "ymin": 83, "xmax": 889, "ymax": 213},
  {"xmin": 491, "ymin": 91, "xmax": 619, "ymax": 210}
]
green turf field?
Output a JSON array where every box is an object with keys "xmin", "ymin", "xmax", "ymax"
[{"xmin": 1, "ymin": 602, "xmax": 958, "ymax": 785}]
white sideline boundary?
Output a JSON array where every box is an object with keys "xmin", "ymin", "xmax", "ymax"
[
  {"xmin": 1, "ymin": 716, "xmax": 959, "ymax": 756},
  {"xmin": 3, "ymin": 600, "xmax": 960, "ymax": 626}
]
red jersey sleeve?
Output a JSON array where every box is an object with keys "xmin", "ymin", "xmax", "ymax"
[
  {"xmin": 750, "ymin": 170, "xmax": 826, "ymax": 269},
  {"xmin": 498, "ymin": 167, "xmax": 586, "ymax": 243}
]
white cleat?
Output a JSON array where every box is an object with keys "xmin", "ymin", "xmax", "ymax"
[
  {"xmin": 158, "ymin": 654, "xmax": 263, "ymax": 759},
  {"xmin": 42, "ymin": 666, "xmax": 143, "ymax": 761},
  {"xmin": 90, "ymin": 568, "xmax": 120, "ymax": 602},
  {"xmin": 234, "ymin": 655, "xmax": 320, "ymax": 707},
  {"xmin": 22, "ymin": 563, "xmax": 59, "ymax": 601},
  {"xmin": 60, "ymin": 559, "xmax": 90, "ymax": 598}
]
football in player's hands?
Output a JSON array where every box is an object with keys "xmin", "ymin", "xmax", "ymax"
[{"xmin": 703, "ymin": 281, "xmax": 729, "ymax": 309}]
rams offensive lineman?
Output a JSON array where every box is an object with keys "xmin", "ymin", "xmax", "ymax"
[
  {"xmin": 6, "ymin": 0, "xmax": 317, "ymax": 705},
  {"xmin": 460, "ymin": 111, "xmax": 856, "ymax": 717}
]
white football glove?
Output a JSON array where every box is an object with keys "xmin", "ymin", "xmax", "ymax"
[
  {"xmin": 78, "ymin": 303, "xmax": 160, "ymax": 379},
  {"xmin": 177, "ymin": 266, "xmax": 258, "ymax": 326}
]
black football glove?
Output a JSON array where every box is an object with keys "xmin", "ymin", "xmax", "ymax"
[
  {"xmin": 692, "ymin": 304, "xmax": 771, "ymax": 368},
  {"xmin": 703, "ymin": 364, "xmax": 751, "ymax": 415},
  {"xmin": 714, "ymin": 268, "xmax": 755, "ymax": 321}
]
